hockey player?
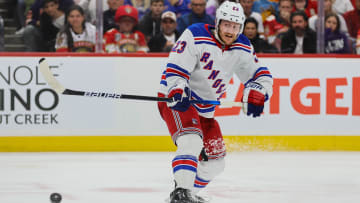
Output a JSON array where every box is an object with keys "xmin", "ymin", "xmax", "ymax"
[
  {"xmin": 103, "ymin": 5, "xmax": 149, "ymax": 53},
  {"xmin": 157, "ymin": 1, "xmax": 273, "ymax": 202}
]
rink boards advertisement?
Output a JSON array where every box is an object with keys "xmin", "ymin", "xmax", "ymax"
[{"xmin": 0, "ymin": 54, "xmax": 360, "ymax": 151}]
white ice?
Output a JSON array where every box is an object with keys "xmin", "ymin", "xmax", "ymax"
[{"xmin": 0, "ymin": 152, "xmax": 360, "ymax": 203}]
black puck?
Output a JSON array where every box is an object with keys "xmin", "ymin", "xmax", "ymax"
[{"xmin": 50, "ymin": 193, "xmax": 62, "ymax": 203}]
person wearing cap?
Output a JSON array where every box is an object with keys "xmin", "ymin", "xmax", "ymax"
[
  {"xmin": 148, "ymin": 11, "xmax": 180, "ymax": 52},
  {"xmin": 138, "ymin": 0, "xmax": 165, "ymax": 42},
  {"xmin": 103, "ymin": 5, "xmax": 149, "ymax": 53},
  {"xmin": 176, "ymin": 0, "xmax": 214, "ymax": 34}
]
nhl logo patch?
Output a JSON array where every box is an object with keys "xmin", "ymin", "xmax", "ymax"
[
  {"xmin": 125, "ymin": 7, "xmax": 132, "ymax": 14},
  {"xmin": 192, "ymin": 118, "xmax": 198, "ymax": 125}
]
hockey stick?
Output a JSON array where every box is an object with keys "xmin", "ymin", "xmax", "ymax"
[{"xmin": 38, "ymin": 58, "xmax": 242, "ymax": 107}]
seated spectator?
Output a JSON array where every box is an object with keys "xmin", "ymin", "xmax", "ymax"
[
  {"xmin": 243, "ymin": 18, "xmax": 278, "ymax": 53},
  {"xmin": 103, "ymin": 5, "xmax": 149, "ymax": 52},
  {"xmin": 264, "ymin": 0, "xmax": 292, "ymax": 44},
  {"xmin": 148, "ymin": 11, "xmax": 180, "ymax": 52},
  {"xmin": 127, "ymin": 0, "xmax": 151, "ymax": 19},
  {"xmin": 77, "ymin": 0, "xmax": 109, "ymax": 24},
  {"xmin": 281, "ymin": 11, "xmax": 316, "ymax": 53},
  {"xmin": 343, "ymin": 0, "xmax": 360, "ymax": 39},
  {"xmin": 138, "ymin": 0, "xmax": 165, "ymax": 42},
  {"xmin": 308, "ymin": 0, "xmax": 348, "ymax": 36},
  {"xmin": 55, "ymin": 5, "xmax": 96, "ymax": 52},
  {"xmin": 0, "ymin": 16, "xmax": 3, "ymax": 51},
  {"xmin": 22, "ymin": 0, "xmax": 74, "ymax": 51},
  {"xmin": 324, "ymin": 13, "xmax": 350, "ymax": 54},
  {"xmin": 332, "ymin": 0, "xmax": 354, "ymax": 15},
  {"xmin": 177, "ymin": 0, "xmax": 214, "ymax": 34},
  {"xmin": 103, "ymin": 0, "xmax": 124, "ymax": 33},
  {"xmin": 240, "ymin": 0, "xmax": 264, "ymax": 36},
  {"xmin": 293, "ymin": 0, "xmax": 317, "ymax": 17},
  {"xmin": 252, "ymin": 0, "xmax": 278, "ymax": 21},
  {"xmin": 164, "ymin": 0, "xmax": 191, "ymax": 18},
  {"xmin": 39, "ymin": 0, "xmax": 66, "ymax": 51}
]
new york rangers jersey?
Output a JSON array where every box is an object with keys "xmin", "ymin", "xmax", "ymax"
[{"xmin": 159, "ymin": 23, "xmax": 273, "ymax": 118}]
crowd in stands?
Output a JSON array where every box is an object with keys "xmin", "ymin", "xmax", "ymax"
[{"xmin": 5, "ymin": 0, "xmax": 360, "ymax": 54}]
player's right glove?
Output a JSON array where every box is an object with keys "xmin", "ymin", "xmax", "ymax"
[
  {"xmin": 242, "ymin": 82, "xmax": 267, "ymax": 117},
  {"xmin": 167, "ymin": 83, "xmax": 191, "ymax": 112}
]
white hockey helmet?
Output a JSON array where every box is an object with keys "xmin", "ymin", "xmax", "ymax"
[{"xmin": 215, "ymin": 1, "xmax": 246, "ymax": 39}]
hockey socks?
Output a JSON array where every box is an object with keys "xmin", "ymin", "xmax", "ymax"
[
  {"xmin": 194, "ymin": 175, "xmax": 210, "ymax": 189},
  {"xmin": 172, "ymin": 155, "xmax": 198, "ymax": 190}
]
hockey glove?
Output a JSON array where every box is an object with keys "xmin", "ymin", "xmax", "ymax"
[
  {"xmin": 167, "ymin": 84, "xmax": 191, "ymax": 112},
  {"xmin": 242, "ymin": 82, "xmax": 266, "ymax": 117}
]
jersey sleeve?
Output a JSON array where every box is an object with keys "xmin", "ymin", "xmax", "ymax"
[
  {"xmin": 234, "ymin": 44, "xmax": 273, "ymax": 100},
  {"xmin": 55, "ymin": 32, "xmax": 69, "ymax": 52},
  {"xmin": 103, "ymin": 29, "xmax": 119, "ymax": 53},
  {"xmin": 164, "ymin": 29, "xmax": 198, "ymax": 94}
]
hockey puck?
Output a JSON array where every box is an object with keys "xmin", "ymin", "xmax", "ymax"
[{"xmin": 50, "ymin": 193, "xmax": 62, "ymax": 203}]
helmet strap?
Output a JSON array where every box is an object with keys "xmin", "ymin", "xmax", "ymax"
[{"xmin": 214, "ymin": 19, "xmax": 226, "ymax": 45}]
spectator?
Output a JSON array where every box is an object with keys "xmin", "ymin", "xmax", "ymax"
[
  {"xmin": 77, "ymin": 0, "xmax": 109, "ymax": 24},
  {"xmin": 103, "ymin": 5, "xmax": 149, "ymax": 52},
  {"xmin": 243, "ymin": 17, "xmax": 278, "ymax": 53},
  {"xmin": 103, "ymin": 0, "xmax": 124, "ymax": 33},
  {"xmin": 148, "ymin": 11, "xmax": 180, "ymax": 52},
  {"xmin": 138, "ymin": 0, "xmax": 165, "ymax": 42},
  {"xmin": 22, "ymin": 0, "xmax": 74, "ymax": 51},
  {"xmin": 332, "ymin": 0, "xmax": 354, "ymax": 15},
  {"xmin": 308, "ymin": 0, "xmax": 348, "ymax": 35},
  {"xmin": 324, "ymin": 13, "xmax": 350, "ymax": 54},
  {"xmin": 264, "ymin": 0, "xmax": 292, "ymax": 44},
  {"xmin": 293, "ymin": 0, "xmax": 317, "ymax": 17},
  {"xmin": 55, "ymin": 5, "xmax": 96, "ymax": 52},
  {"xmin": 252, "ymin": 0, "xmax": 278, "ymax": 21},
  {"xmin": 343, "ymin": 0, "xmax": 360, "ymax": 39},
  {"xmin": 176, "ymin": 0, "xmax": 214, "ymax": 34},
  {"xmin": 164, "ymin": 0, "xmax": 191, "ymax": 18},
  {"xmin": 0, "ymin": 16, "xmax": 3, "ymax": 51},
  {"xmin": 127, "ymin": 0, "xmax": 151, "ymax": 19},
  {"xmin": 240, "ymin": 0, "xmax": 264, "ymax": 35},
  {"xmin": 15, "ymin": 0, "xmax": 27, "ymax": 35},
  {"xmin": 39, "ymin": 0, "xmax": 65, "ymax": 51},
  {"xmin": 281, "ymin": 11, "xmax": 317, "ymax": 53}
]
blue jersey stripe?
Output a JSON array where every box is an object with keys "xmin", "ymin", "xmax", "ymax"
[
  {"xmin": 160, "ymin": 80, "xmax": 167, "ymax": 86},
  {"xmin": 166, "ymin": 73, "xmax": 189, "ymax": 81},
  {"xmin": 195, "ymin": 41, "xmax": 217, "ymax": 46},
  {"xmin": 228, "ymin": 47, "xmax": 251, "ymax": 53},
  {"xmin": 173, "ymin": 155, "xmax": 198, "ymax": 162},
  {"xmin": 167, "ymin": 63, "xmax": 190, "ymax": 76}
]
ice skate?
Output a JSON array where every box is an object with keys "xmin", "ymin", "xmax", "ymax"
[{"xmin": 169, "ymin": 188, "xmax": 207, "ymax": 203}]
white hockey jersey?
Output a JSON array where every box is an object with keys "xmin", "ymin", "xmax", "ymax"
[
  {"xmin": 55, "ymin": 22, "xmax": 96, "ymax": 52},
  {"xmin": 159, "ymin": 23, "xmax": 273, "ymax": 118}
]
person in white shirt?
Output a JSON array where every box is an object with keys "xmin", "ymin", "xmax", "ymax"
[
  {"xmin": 55, "ymin": 5, "xmax": 96, "ymax": 52},
  {"xmin": 332, "ymin": 0, "xmax": 354, "ymax": 15}
]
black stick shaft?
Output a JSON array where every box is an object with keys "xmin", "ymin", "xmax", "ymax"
[{"xmin": 120, "ymin": 94, "xmax": 172, "ymax": 102}]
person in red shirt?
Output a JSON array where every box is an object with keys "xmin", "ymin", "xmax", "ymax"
[
  {"xmin": 343, "ymin": 0, "xmax": 360, "ymax": 39},
  {"xmin": 103, "ymin": 5, "xmax": 149, "ymax": 53}
]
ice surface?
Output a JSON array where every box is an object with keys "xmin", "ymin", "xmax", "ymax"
[{"xmin": 0, "ymin": 152, "xmax": 359, "ymax": 203}]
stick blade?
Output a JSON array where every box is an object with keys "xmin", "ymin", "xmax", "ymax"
[{"xmin": 38, "ymin": 58, "xmax": 66, "ymax": 94}]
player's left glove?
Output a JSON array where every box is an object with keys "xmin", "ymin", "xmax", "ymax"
[
  {"xmin": 167, "ymin": 83, "xmax": 191, "ymax": 112},
  {"xmin": 242, "ymin": 82, "xmax": 267, "ymax": 117}
]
